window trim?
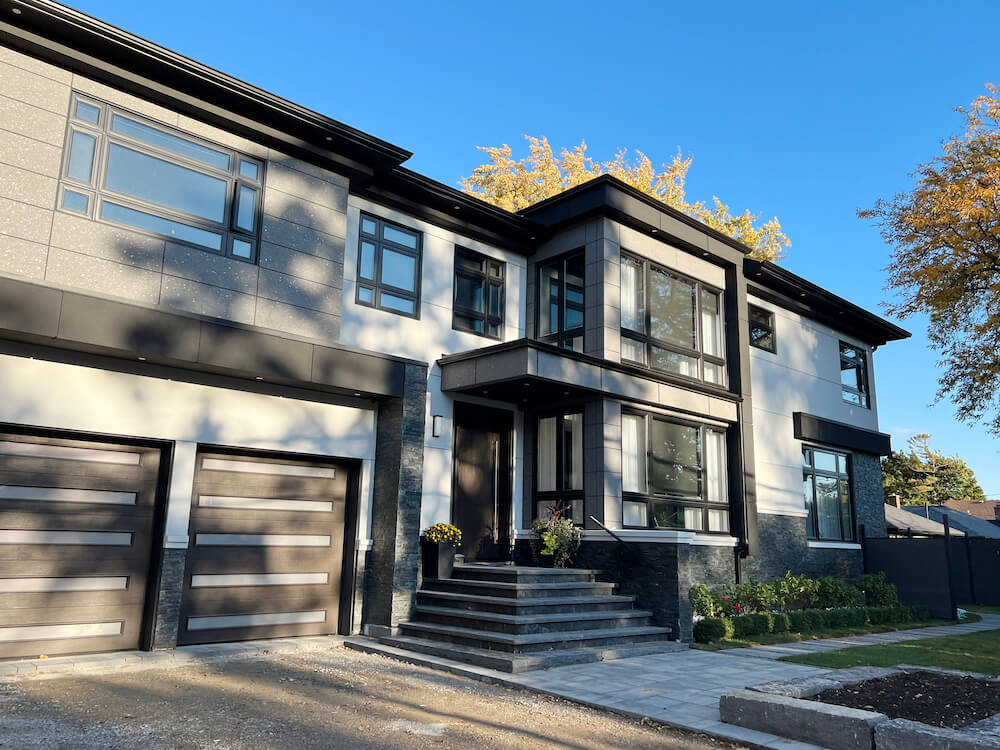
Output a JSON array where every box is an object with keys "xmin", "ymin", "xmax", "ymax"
[
  {"xmin": 620, "ymin": 409, "xmax": 731, "ymax": 534},
  {"xmin": 620, "ymin": 252, "xmax": 727, "ymax": 386},
  {"xmin": 532, "ymin": 409, "xmax": 584, "ymax": 524},
  {"xmin": 58, "ymin": 93, "xmax": 263, "ymax": 263},
  {"xmin": 748, "ymin": 304, "xmax": 777, "ymax": 354},
  {"xmin": 452, "ymin": 247, "xmax": 505, "ymax": 340},
  {"xmin": 802, "ymin": 445, "xmax": 855, "ymax": 542},
  {"xmin": 839, "ymin": 341, "xmax": 870, "ymax": 408},
  {"xmin": 535, "ymin": 250, "xmax": 586, "ymax": 352},
  {"xmin": 356, "ymin": 213, "xmax": 423, "ymax": 319}
]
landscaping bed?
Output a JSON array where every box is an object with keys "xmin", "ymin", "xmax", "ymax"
[{"xmin": 814, "ymin": 671, "xmax": 1000, "ymax": 729}]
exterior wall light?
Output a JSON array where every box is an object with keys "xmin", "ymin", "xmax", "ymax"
[{"xmin": 432, "ymin": 414, "xmax": 443, "ymax": 438}]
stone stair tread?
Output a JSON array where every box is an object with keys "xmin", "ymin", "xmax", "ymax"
[
  {"xmin": 399, "ymin": 620, "xmax": 670, "ymax": 646},
  {"xmin": 413, "ymin": 605, "xmax": 653, "ymax": 625},
  {"xmin": 453, "ymin": 565, "xmax": 603, "ymax": 575},
  {"xmin": 416, "ymin": 591, "xmax": 636, "ymax": 607},
  {"xmin": 354, "ymin": 634, "xmax": 684, "ymax": 673},
  {"xmin": 423, "ymin": 579, "xmax": 613, "ymax": 591}
]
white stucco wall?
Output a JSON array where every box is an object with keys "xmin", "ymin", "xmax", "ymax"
[
  {"xmin": 748, "ymin": 293, "xmax": 880, "ymax": 516},
  {"xmin": 339, "ymin": 196, "xmax": 528, "ymax": 533},
  {"xmin": 0, "ymin": 352, "xmax": 377, "ymax": 548}
]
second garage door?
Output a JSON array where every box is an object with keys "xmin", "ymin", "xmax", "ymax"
[{"xmin": 177, "ymin": 450, "xmax": 349, "ymax": 646}]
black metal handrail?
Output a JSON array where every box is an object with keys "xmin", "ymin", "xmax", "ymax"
[{"xmin": 589, "ymin": 515, "xmax": 628, "ymax": 548}]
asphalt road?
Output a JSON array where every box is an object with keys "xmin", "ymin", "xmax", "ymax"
[{"xmin": 0, "ymin": 646, "xmax": 745, "ymax": 749}]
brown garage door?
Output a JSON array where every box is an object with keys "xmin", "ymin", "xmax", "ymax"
[
  {"xmin": 0, "ymin": 432, "xmax": 161, "ymax": 659},
  {"xmin": 177, "ymin": 450, "xmax": 348, "ymax": 646}
]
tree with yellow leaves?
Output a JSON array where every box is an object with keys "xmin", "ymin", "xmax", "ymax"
[
  {"xmin": 459, "ymin": 136, "xmax": 790, "ymax": 261},
  {"xmin": 862, "ymin": 84, "xmax": 1000, "ymax": 433}
]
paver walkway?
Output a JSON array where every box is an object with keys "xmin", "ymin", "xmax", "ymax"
[{"xmin": 723, "ymin": 611, "xmax": 1000, "ymax": 660}]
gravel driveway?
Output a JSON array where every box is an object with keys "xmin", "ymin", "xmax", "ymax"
[{"xmin": 0, "ymin": 646, "xmax": 744, "ymax": 749}]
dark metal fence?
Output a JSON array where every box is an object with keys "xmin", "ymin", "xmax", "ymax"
[{"xmin": 862, "ymin": 521, "xmax": 1000, "ymax": 619}]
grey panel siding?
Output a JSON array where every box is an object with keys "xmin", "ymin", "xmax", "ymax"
[{"xmin": 0, "ymin": 47, "xmax": 347, "ymax": 346}]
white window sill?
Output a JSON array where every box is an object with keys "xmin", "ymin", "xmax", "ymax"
[{"xmin": 807, "ymin": 540, "xmax": 861, "ymax": 550}]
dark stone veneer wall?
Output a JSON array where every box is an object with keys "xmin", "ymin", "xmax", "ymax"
[{"xmin": 150, "ymin": 548, "xmax": 186, "ymax": 649}]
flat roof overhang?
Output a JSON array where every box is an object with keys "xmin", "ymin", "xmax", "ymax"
[
  {"xmin": 438, "ymin": 339, "xmax": 740, "ymax": 422},
  {"xmin": 0, "ymin": 275, "xmax": 422, "ymax": 401}
]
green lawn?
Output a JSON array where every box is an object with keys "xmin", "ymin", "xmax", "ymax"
[
  {"xmin": 781, "ymin": 627, "xmax": 1000, "ymax": 674},
  {"xmin": 963, "ymin": 604, "xmax": 1000, "ymax": 615},
  {"xmin": 691, "ymin": 616, "xmax": 978, "ymax": 652}
]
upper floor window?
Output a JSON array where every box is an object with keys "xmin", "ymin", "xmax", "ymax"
[
  {"xmin": 535, "ymin": 410, "xmax": 584, "ymax": 524},
  {"xmin": 839, "ymin": 342, "xmax": 869, "ymax": 407},
  {"xmin": 357, "ymin": 214, "xmax": 422, "ymax": 318},
  {"xmin": 620, "ymin": 253, "xmax": 726, "ymax": 385},
  {"xmin": 621, "ymin": 411, "xmax": 729, "ymax": 533},
  {"xmin": 749, "ymin": 304, "xmax": 776, "ymax": 353},
  {"xmin": 453, "ymin": 248, "xmax": 504, "ymax": 339},
  {"xmin": 59, "ymin": 94, "xmax": 263, "ymax": 262},
  {"xmin": 802, "ymin": 446, "xmax": 853, "ymax": 541},
  {"xmin": 537, "ymin": 252, "xmax": 585, "ymax": 352}
]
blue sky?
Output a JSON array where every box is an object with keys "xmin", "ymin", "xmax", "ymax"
[{"xmin": 69, "ymin": 0, "xmax": 1000, "ymax": 495}]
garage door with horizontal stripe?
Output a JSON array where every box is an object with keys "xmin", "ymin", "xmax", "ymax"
[
  {"xmin": 177, "ymin": 451, "xmax": 347, "ymax": 645},
  {"xmin": 0, "ymin": 434, "xmax": 160, "ymax": 659}
]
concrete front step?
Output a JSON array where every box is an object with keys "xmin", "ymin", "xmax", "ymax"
[
  {"xmin": 415, "ymin": 590, "xmax": 639, "ymax": 615},
  {"xmin": 397, "ymin": 620, "xmax": 671, "ymax": 653},
  {"xmin": 421, "ymin": 578, "xmax": 617, "ymax": 599},
  {"xmin": 451, "ymin": 565, "xmax": 601, "ymax": 584},
  {"xmin": 359, "ymin": 634, "xmax": 684, "ymax": 673},
  {"xmin": 413, "ymin": 605, "xmax": 654, "ymax": 635}
]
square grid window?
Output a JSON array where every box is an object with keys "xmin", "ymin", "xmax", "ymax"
[
  {"xmin": 534, "ymin": 411, "xmax": 584, "ymax": 525},
  {"xmin": 621, "ymin": 253, "xmax": 726, "ymax": 385},
  {"xmin": 802, "ymin": 446, "xmax": 854, "ymax": 541},
  {"xmin": 357, "ymin": 214, "xmax": 422, "ymax": 317},
  {"xmin": 58, "ymin": 94, "xmax": 263, "ymax": 262},
  {"xmin": 749, "ymin": 304, "xmax": 776, "ymax": 353},
  {"xmin": 620, "ymin": 411, "xmax": 729, "ymax": 533},
  {"xmin": 537, "ymin": 252, "xmax": 585, "ymax": 352},
  {"xmin": 453, "ymin": 247, "xmax": 505, "ymax": 339},
  {"xmin": 840, "ymin": 342, "xmax": 870, "ymax": 408}
]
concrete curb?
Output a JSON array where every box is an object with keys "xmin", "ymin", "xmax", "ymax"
[{"xmin": 0, "ymin": 635, "xmax": 346, "ymax": 681}]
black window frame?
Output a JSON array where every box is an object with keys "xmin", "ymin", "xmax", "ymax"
[
  {"xmin": 749, "ymin": 304, "xmax": 777, "ymax": 353},
  {"xmin": 57, "ymin": 92, "xmax": 264, "ymax": 263},
  {"xmin": 802, "ymin": 445, "xmax": 855, "ymax": 542},
  {"xmin": 839, "ymin": 341, "xmax": 870, "ymax": 408},
  {"xmin": 356, "ymin": 213, "xmax": 423, "ymax": 319},
  {"xmin": 452, "ymin": 247, "xmax": 505, "ymax": 340},
  {"xmin": 533, "ymin": 410, "xmax": 585, "ymax": 525},
  {"xmin": 619, "ymin": 252, "xmax": 727, "ymax": 386},
  {"xmin": 535, "ymin": 251, "xmax": 586, "ymax": 352},
  {"xmin": 620, "ymin": 409, "xmax": 731, "ymax": 534}
]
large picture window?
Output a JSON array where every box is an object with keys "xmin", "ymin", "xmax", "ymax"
[
  {"xmin": 356, "ymin": 214, "xmax": 422, "ymax": 317},
  {"xmin": 621, "ymin": 411, "xmax": 729, "ymax": 533},
  {"xmin": 453, "ymin": 247, "xmax": 504, "ymax": 339},
  {"xmin": 58, "ymin": 94, "xmax": 263, "ymax": 262},
  {"xmin": 802, "ymin": 447, "xmax": 854, "ymax": 541},
  {"xmin": 537, "ymin": 252, "xmax": 585, "ymax": 352},
  {"xmin": 621, "ymin": 253, "xmax": 726, "ymax": 385},
  {"xmin": 534, "ymin": 411, "xmax": 584, "ymax": 524},
  {"xmin": 840, "ymin": 342, "xmax": 870, "ymax": 408}
]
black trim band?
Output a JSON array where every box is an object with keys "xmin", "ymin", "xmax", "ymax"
[{"xmin": 793, "ymin": 412, "xmax": 891, "ymax": 456}]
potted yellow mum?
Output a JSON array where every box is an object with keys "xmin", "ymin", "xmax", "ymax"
[{"xmin": 421, "ymin": 522, "xmax": 462, "ymax": 579}]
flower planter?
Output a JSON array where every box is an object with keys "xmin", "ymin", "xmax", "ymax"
[{"xmin": 421, "ymin": 539, "xmax": 456, "ymax": 580}]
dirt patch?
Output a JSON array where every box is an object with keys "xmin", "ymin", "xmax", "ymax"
[
  {"xmin": 1, "ymin": 647, "xmax": 742, "ymax": 750},
  {"xmin": 814, "ymin": 671, "xmax": 1000, "ymax": 729}
]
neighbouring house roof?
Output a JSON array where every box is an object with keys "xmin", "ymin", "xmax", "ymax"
[
  {"xmin": 902, "ymin": 505, "xmax": 1000, "ymax": 538},
  {"xmin": 884, "ymin": 503, "xmax": 964, "ymax": 537},
  {"xmin": 943, "ymin": 499, "xmax": 1000, "ymax": 522}
]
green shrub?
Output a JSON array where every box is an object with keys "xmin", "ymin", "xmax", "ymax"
[
  {"xmin": 825, "ymin": 608, "xmax": 850, "ymax": 629},
  {"xmin": 771, "ymin": 612, "xmax": 791, "ymax": 633},
  {"xmin": 689, "ymin": 584, "xmax": 716, "ymax": 618},
  {"xmin": 788, "ymin": 610, "xmax": 809, "ymax": 632},
  {"xmin": 815, "ymin": 577, "xmax": 866, "ymax": 609},
  {"xmin": 856, "ymin": 573, "xmax": 900, "ymax": 607},
  {"xmin": 773, "ymin": 571, "xmax": 819, "ymax": 610},
  {"xmin": 693, "ymin": 617, "xmax": 730, "ymax": 643},
  {"xmin": 804, "ymin": 609, "xmax": 828, "ymax": 630},
  {"xmin": 732, "ymin": 614, "xmax": 771, "ymax": 637},
  {"xmin": 911, "ymin": 604, "xmax": 932, "ymax": 621},
  {"xmin": 848, "ymin": 607, "xmax": 868, "ymax": 627},
  {"xmin": 748, "ymin": 612, "xmax": 773, "ymax": 635},
  {"xmin": 866, "ymin": 606, "xmax": 897, "ymax": 625}
]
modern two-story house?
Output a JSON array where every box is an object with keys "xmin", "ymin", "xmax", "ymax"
[{"xmin": 0, "ymin": 0, "xmax": 907, "ymax": 663}]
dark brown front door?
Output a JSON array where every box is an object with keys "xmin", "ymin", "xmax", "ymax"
[{"xmin": 452, "ymin": 404, "xmax": 512, "ymax": 562}]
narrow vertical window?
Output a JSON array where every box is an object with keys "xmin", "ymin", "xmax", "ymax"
[
  {"xmin": 803, "ymin": 447, "xmax": 853, "ymax": 541},
  {"xmin": 749, "ymin": 304, "xmax": 776, "ymax": 353},
  {"xmin": 839, "ymin": 342, "xmax": 869, "ymax": 407},
  {"xmin": 534, "ymin": 411, "xmax": 584, "ymax": 524},
  {"xmin": 536, "ymin": 252, "xmax": 585, "ymax": 352},
  {"xmin": 453, "ymin": 247, "xmax": 505, "ymax": 339}
]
